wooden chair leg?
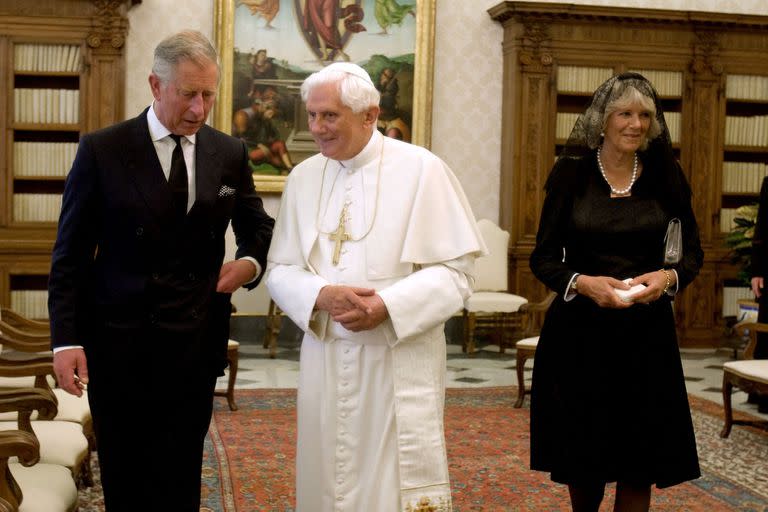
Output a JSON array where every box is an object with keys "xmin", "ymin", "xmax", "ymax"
[
  {"xmin": 721, "ymin": 373, "xmax": 733, "ymax": 438},
  {"xmin": 263, "ymin": 300, "xmax": 276, "ymax": 349},
  {"xmin": 499, "ymin": 314, "xmax": 508, "ymax": 354},
  {"xmin": 263, "ymin": 300, "xmax": 282, "ymax": 359},
  {"xmin": 466, "ymin": 313, "xmax": 476, "ymax": 355},
  {"xmin": 514, "ymin": 350, "xmax": 529, "ymax": 408},
  {"xmin": 462, "ymin": 310, "xmax": 469, "ymax": 353},
  {"xmin": 226, "ymin": 346, "xmax": 239, "ymax": 411},
  {"xmin": 216, "ymin": 344, "xmax": 239, "ymax": 411}
]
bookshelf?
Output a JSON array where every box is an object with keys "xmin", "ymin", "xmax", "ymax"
[
  {"xmin": 0, "ymin": 1, "xmax": 137, "ymax": 319},
  {"xmin": 489, "ymin": 2, "xmax": 768, "ymax": 346},
  {"xmin": 722, "ymin": 73, "xmax": 768, "ymax": 212}
]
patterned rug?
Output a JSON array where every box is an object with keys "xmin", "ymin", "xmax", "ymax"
[{"xmin": 79, "ymin": 387, "xmax": 768, "ymax": 511}]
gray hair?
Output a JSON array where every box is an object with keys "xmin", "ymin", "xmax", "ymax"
[
  {"xmin": 152, "ymin": 30, "xmax": 219, "ymax": 85},
  {"xmin": 300, "ymin": 68, "xmax": 380, "ymax": 113},
  {"xmin": 601, "ymin": 85, "xmax": 661, "ymax": 151}
]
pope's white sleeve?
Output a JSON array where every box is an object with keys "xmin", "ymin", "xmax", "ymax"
[
  {"xmin": 265, "ymin": 264, "xmax": 330, "ymax": 340},
  {"xmin": 377, "ymin": 255, "xmax": 472, "ymax": 345}
]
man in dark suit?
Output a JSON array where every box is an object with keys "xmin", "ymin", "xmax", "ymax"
[{"xmin": 48, "ymin": 30, "xmax": 274, "ymax": 511}]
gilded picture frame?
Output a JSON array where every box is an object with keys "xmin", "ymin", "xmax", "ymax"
[{"xmin": 213, "ymin": 0, "xmax": 435, "ymax": 193}]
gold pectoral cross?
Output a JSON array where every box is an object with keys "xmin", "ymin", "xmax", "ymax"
[{"xmin": 329, "ymin": 205, "xmax": 350, "ymax": 265}]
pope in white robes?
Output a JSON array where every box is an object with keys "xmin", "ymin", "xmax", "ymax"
[{"xmin": 266, "ymin": 62, "xmax": 486, "ymax": 512}]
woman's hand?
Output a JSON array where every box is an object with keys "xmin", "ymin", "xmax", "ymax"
[
  {"xmin": 576, "ymin": 275, "xmax": 634, "ymax": 309},
  {"xmin": 628, "ymin": 269, "xmax": 675, "ymax": 304}
]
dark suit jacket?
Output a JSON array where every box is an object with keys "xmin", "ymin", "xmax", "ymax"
[{"xmin": 48, "ymin": 108, "xmax": 274, "ymax": 376}]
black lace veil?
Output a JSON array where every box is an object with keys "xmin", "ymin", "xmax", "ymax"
[
  {"xmin": 559, "ymin": 72, "xmax": 672, "ymax": 159},
  {"xmin": 556, "ymin": 72, "xmax": 684, "ymax": 213}
]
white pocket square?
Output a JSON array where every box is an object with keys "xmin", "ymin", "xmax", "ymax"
[{"xmin": 218, "ymin": 185, "xmax": 236, "ymax": 198}]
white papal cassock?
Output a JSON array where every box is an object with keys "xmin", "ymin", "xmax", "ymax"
[{"xmin": 266, "ymin": 130, "xmax": 485, "ymax": 512}]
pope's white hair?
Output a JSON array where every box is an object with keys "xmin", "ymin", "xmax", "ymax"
[{"xmin": 301, "ymin": 66, "xmax": 380, "ymax": 113}]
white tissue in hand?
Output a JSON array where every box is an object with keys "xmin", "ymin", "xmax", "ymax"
[{"xmin": 614, "ymin": 278, "xmax": 646, "ymax": 302}]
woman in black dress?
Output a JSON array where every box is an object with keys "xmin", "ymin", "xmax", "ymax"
[{"xmin": 529, "ymin": 72, "xmax": 704, "ymax": 511}]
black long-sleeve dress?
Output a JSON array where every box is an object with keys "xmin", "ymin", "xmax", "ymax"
[
  {"xmin": 751, "ymin": 177, "xmax": 768, "ymax": 360},
  {"xmin": 529, "ymin": 151, "xmax": 703, "ymax": 488}
]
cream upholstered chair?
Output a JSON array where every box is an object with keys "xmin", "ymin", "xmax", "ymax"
[
  {"xmin": 0, "ymin": 308, "xmax": 93, "ymax": 446},
  {"xmin": 721, "ymin": 322, "xmax": 768, "ymax": 438},
  {"xmin": 0, "ymin": 310, "xmax": 92, "ymax": 486},
  {"xmin": 0, "ymin": 367, "xmax": 90, "ymax": 487},
  {"xmin": 513, "ymin": 292, "xmax": 556, "ymax": 408},
  {"xmin": 0, "ymin": 390, "xmax": 79, "ymax": 512},
  {"xmin": 463, "ymin": 219, "xmax": 528, "ymax": 354}
]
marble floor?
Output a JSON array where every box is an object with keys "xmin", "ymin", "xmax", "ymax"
[{"xmin": 218, "ymin": 317, "xmax": 768, "ymax": 422}]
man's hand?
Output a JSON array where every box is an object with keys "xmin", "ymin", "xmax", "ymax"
[
  {"xmin": 753, "ymin": 276, "xmax": 764, "ymax": 299},
  {"xmin": 217, "ymin": 259, "xmax": 257, "ymax": 293},
  {"xmin": 53, "ymin": 348, "xmax": 89, "ymax": 397},
  {"xmin": 333, "ymin": 294, "xmax": 389, "ymax": 332},
  {"xmin": 316, "ymin": 285, "xmax": 375, "ymax": 316}
]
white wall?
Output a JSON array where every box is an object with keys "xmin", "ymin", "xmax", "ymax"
[{"xmin": 124, "ymin": 0, "xmax": 768, "ymax": 313}]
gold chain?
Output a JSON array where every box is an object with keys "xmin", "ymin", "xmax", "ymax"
[{"xmin": 315, "ymin": 137, "xmax": 384, "ymax": 242}]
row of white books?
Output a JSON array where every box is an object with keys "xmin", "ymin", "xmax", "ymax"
[
  {"xmin": 555, "ymin": 67, "xmax": 683, "ymax": 97},
  {"xmin": 14, "ymin": 43, "xmax": 81, "ymax": 73},
  {"xmin": 628, "ymin": 69, "xmax": 683, "ymax": 97},
  {"xmin": 13, "ymin": 142, "xmax": 77, "ymax": 177},
  {"xmin": 722, "ymin": 162, "xmax": 768, "ymax": 193},
  {"xmin": 9, "ymin": 290, "xmax": 49, "ymax": 321},
  {"xmin": 13, "ymin": 88, "xmax": 80, "ymax": 124},
  {"xmin": 721, "ymin": 208, "xmax": 737, "ymax": 233},
  {"xmin": 724, "ymin": 116, "xmax": 768, "ymax": 147},
  {"xmin": 554, "ymin": 111, "xmax": 681, "ymax": 143},
  {"xmin": 13, "ymin": 193, "xmax": 62, "ymax": 222},
  {"xmin": 722, "ymin": 286, "xmax": 754, "ymax": 318},
  {"xmin": 726, "ymin": 74, "xmax": 768, "ymax": 101},
  {"xmin": 664, "ymin": 112, "xmax": 681, "ymax": 143},
  {"xmin": 556, "ymin": 66, "xmax": 613, "ymax": 94},
  {"xmin": 554, "ymin": 113, "xmax": 580, "ymax": 139}
]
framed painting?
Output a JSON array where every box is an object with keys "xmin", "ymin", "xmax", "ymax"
[{"xmin": 213, "ymin": 0, "xmax": 435, "ymax": 192}]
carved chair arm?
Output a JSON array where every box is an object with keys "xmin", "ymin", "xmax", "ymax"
[
  {"xmin": 0, "ymin": 429, "xmax": 40, "ymax": 511},
  {"xmin": 517, "ymin": 292, "xmax": 557, "ymax": 337},
  {"xmin": 0, "ymin": 320, "xmax": 50, "ymax": 344},
  {"xmin": 0, "ymin": 358, "xmax": 58, "ymax": 402},
  {"xmin": 734, "ymin": 322, "xmax": 768, "ymax": 360},
  {"xmin": 0, "ymin": 388, "xmax": 59, "ymax": 435},
  {"xmin": 0, "ymin": 331, "xmax": 50, "ymax": 354},
  {"xmin": 0, "ymin": 430, "xmax": 39, "ymax": 466},
  {"xmin": 0, "ymin": 308, "xmax": 49, "ymax": 333}
]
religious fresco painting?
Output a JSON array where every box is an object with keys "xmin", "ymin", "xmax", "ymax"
[{"xmin": 215, "ymin": 0, "xmax": 434, "ymax": 192}]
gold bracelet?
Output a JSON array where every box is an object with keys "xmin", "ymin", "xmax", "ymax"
[{"xmin": 660, "ymin": 269, "xmax": 671, "ymax": 295}]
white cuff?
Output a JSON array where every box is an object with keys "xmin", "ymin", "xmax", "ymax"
[
  {"xmin": 53, "ymin": 345, "xmax": 83, "ymax": 354},
  {"xmin": 238, "ymin": 256, "xmax": 262, "ymax": 284},
  {"xmin": 564, "ymin": 273, "xmax": 579, "ymax": 302}
]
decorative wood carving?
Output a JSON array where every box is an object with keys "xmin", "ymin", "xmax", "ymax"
[
  {"xmin": 519, "ymin": 21, "xmax": 553, "ymax": 72},
  {"xmin": 691, "ymin": 30, "xmax": 724, "ymax": 78},
  {"xmin": 87, "ymin": 0, "xmax": 131, "ymax": 50}
]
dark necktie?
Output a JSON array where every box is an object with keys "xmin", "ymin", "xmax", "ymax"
[{"xmin": 168, "ymin": 134, "xmax": 188, "ymax": 220}]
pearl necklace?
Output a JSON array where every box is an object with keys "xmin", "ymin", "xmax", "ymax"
[{"xmin": 597, "ymin": 146, "xmax": 638, "ymax": 196}]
